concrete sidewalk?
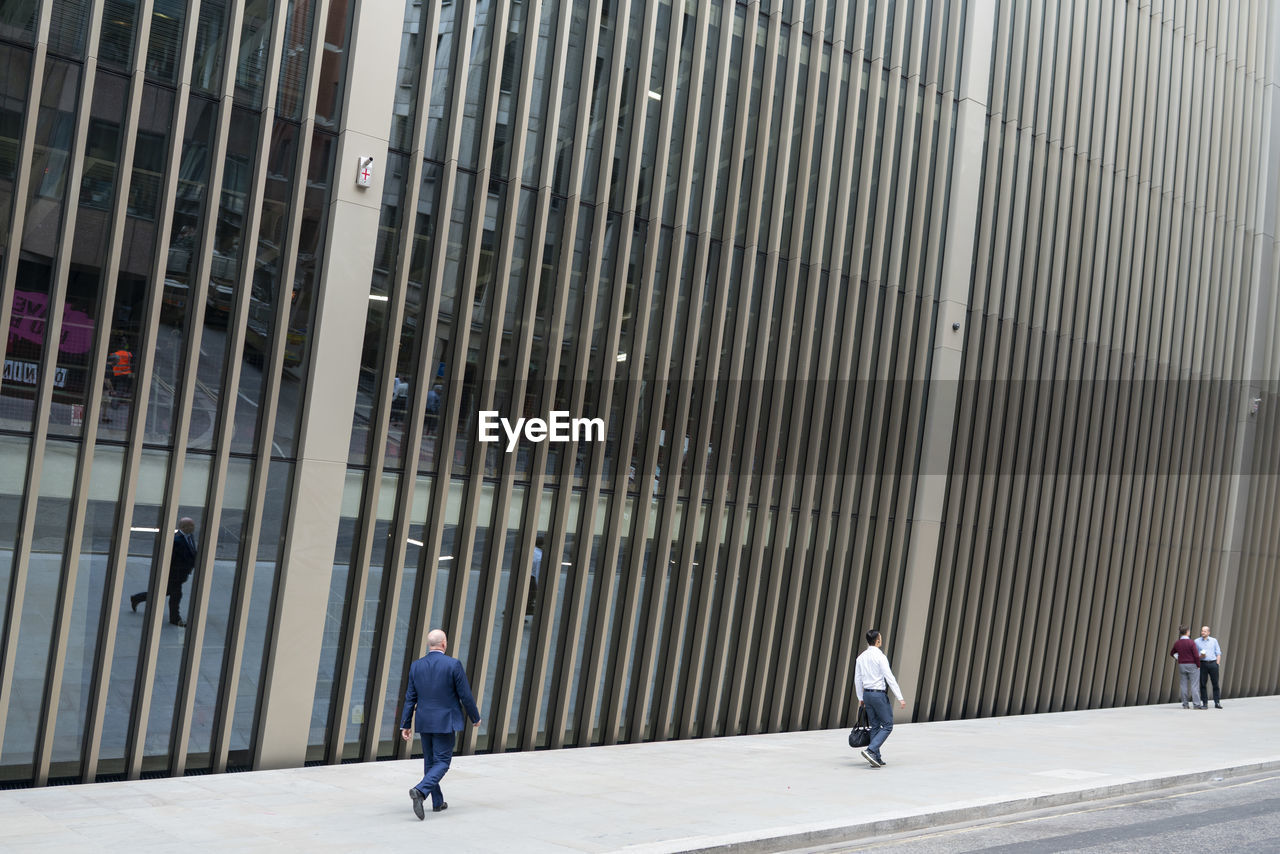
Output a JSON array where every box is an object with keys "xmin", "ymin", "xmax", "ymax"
[{"xmin": 1, "ymin": 696, "xmax": 1277, "ymax": 853}]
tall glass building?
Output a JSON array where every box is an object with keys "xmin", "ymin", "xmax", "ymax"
[{"xmin": 0, "ymin": 0, "xmax": 1277, "ymax": 787}]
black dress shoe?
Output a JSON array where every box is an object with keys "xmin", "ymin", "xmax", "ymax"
[
  {"xmin": 433, "ymin": 802, "xmax": 448, "ymax": 813},
  {"xmin": 169, "ymin": 618, "xmax": 186, "ymax": 627},
  {"xmin": 409, "ymin": 788, "xmax": 425, "ymax": 820},
  {"xmin": 130, "ymin": 594, "xmax": 141, "ymax": 612},
  {"xmin": 1215, "ymin": 703, "xmax": 1223, "ymax": 709}
]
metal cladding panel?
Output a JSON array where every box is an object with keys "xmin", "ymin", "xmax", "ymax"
[{"xmin": 919, "ymin": 0, "xmax": 1280, "ymax": 721}]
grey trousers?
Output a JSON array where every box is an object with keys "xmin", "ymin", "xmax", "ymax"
[{"xmin": 1178, "ymin": 663, "xmax": 1202, "ymax": 707}]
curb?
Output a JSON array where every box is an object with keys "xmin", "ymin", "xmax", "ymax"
[{"xmin": 649, "ymin": 758, "xmax": 1280, "ymax": 854}]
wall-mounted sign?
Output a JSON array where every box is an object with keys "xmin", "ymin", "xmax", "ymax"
[{"xmin": 356, "ymin": 156, "xmax": 374, "ymax": 188}]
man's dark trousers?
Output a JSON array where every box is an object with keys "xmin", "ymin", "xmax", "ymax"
[
  {"xmin": 416, "ymin": 733, "xmax": 454, "ymax": 809},
  {"xmin": 134, "ymin": 572, "xmax": 189, "ymax": 622},
  {"xmin": 164, "ymin": 575, "xmax": 186, "ymax": 623},
  {"xmin": 401, "ymin": 648, "xmax": 480, "ymax": 810},
  {"xmin": 1199, "ymin": 661, "xmax": 1221, "ymax": 705},
  {"xmin": 864, "ymin": 689, "xmax": 894, "ymax": 759}
]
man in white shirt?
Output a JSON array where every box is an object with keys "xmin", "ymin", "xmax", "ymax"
[
  {"xmin": 1195, "ymin": 626, "xmax": 1224, "ymax": 709},
  {"xmin": 854, "ymin": 629, "xmax": 907, "ymax": 768},
  {"xmin": 390, "ymin": 376, "xmax": 409, "ymax": 425},
  {"xmin": 525, "ymin": 535, "xmax": 544, "ymax": 617}
]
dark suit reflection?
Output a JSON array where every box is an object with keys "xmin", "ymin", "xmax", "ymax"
[{"xmin": 130, "ymin": 518, "xmax": 197, "ymax": 626}]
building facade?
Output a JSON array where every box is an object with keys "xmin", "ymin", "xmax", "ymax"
[{"xmin": 0, "ymin": 0, "xmax": 1277, "ymax": 786}]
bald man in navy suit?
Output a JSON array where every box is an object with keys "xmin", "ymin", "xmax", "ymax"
[{"xmin": 400, "ymin": 629, "xmax": 481, "ymax": 819}]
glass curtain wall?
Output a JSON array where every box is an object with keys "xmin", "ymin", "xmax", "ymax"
[
  {"xmin": 310, "ymin": 0, "xmax": 968, "ymax": 763},
  {"xmin": 0, "ymin": 0, "xmax": 353, "ymax": 785}
]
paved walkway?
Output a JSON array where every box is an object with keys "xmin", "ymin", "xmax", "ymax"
[{"xmin": 2, "ymin": 696, "xmax": 1277, "ymax": 852}]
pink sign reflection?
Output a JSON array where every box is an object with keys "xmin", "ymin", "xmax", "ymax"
[{"xmin": 7, "ymin": 290, "xmax": 94, "ymax": 355}]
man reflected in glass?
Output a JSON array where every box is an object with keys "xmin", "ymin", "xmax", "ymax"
[{"xmin": 129, "ymin": 517, "xmax": 198, "ymax": 627}]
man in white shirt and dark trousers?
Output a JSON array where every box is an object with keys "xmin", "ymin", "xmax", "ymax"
[
  {"xmin": 854, "ymin": 629, "xmax": 907, "ymax": 768},
  {"xmin": 1195, "ymin": 626, "xmax": 1224, "ymax": 709}
]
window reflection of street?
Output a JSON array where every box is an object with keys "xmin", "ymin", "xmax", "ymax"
[
  {"xmin": 0, "ymin": 323, "xmax": 302, "ymax": 459},
  {"xmin": 0, "ymin": 434, "xmax": 293, "ymax": 777},
  {"xmin": 0, "ymin": 0, "xmax": 344, "ymax": 783},
  {"xmin": 144, "ymin": 321, "xmax": 300, "ymax": 453}
]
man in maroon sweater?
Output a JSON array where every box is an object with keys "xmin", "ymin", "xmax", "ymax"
[{"xmin": 1170, "ymin": 626, "xmax": 1204, "ymax": 709}]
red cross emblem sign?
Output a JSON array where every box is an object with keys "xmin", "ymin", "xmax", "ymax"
[{"xmin": 356, "ymin": 156, "xmax": 374, "ymax": 188}]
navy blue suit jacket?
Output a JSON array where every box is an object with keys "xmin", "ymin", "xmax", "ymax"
[
  {"xmin": 169, "ymin": 531, "xmax": 197, "ymax": 587},
  {"xmin": 400, "ymin": 650, "xmax": 481, "ymax": 734}
]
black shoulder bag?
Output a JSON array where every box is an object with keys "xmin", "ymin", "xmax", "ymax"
[{"xmin": 848, "ymin": 705, "xmax": 871, "ymax": 748}]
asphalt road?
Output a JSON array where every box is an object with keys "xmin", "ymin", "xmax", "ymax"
[{"xmin": 803, "ymin": 770, "xmax": 1280, "ymax": 854}]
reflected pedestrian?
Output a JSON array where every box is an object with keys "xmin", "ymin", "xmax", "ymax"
[
  {"xmin": 103, "ymin": 336, "xmax": 133, "ymax": 416},
  {"xmin": 525, "ymin": 535, "xmax": 544, "ymax": 618},
  {"xmin": 424, "ymin": 383, "xmax": 442, "ymax": 434},
  {"xmin": 400, "ymin": 629, "xmax": 481, "ymax": 819},
  {"xmin": 390, "ymin": 375, "xmax": 408, "ymax": 425},
  {"xmin": 130, "ymin": 517, "xmax": 197, "ymax": 627}
]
